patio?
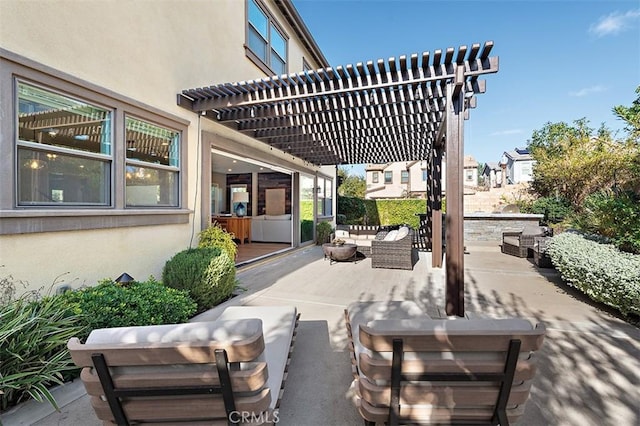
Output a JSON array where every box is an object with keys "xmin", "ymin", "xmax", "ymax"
[{"xmin": 12, "ymin": 242, "xmax": 639, "ymax": 426}]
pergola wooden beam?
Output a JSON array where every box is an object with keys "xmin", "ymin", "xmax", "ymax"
[{"xmin": 178, "ymin": 41, "xmax": 499, "ymax": 316}]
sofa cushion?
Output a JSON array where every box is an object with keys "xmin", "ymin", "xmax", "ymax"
[
  {"xmin": 265, "ymin": 214, "xmax": 291, "ymax": 220},
  {"xmin": 503, "ymin": 236, "xmax": 520, "ymax": 246},
  {"xmin": 383, "ymin": 230, "xmax": 398, "ymax": 241}
]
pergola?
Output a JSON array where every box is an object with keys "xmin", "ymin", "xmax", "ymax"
[{"xmin": 178, "ymin": 41, "xmax": 499, "ymax": 316}]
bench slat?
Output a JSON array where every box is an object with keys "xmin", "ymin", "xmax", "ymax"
[
  {"xmin": 359, "ymin": 323, "xmax": 545, "ymax": 352},
  {"xmin": 359, "ymin": 376, "xmax": 533, "ymax": 406},
  {"xmin": 359, "ymin": 398, "xmax": 526, "ymax": 424},
  {"xmin": 80, "ymin": 361, "xmax": 268, "ymax": 395},
  {"xmin": 90, "ymin": 389, "xmax": 271, "ymax": 422},
  {"xmin": 359, "ymin": 352, "xmax": 537, "ymax": 382},
  {"xmin": 68, "ymin": 333, "xmax": 265, "ymax": 366}
]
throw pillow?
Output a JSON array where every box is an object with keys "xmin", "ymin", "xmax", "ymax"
[
  {"xmin": 395, "ymin": 226, "xmax": 410, "ymax": 240},
  {"xmin": 335, "ymin": 229, "xmax": 350, "ymax": 238}
]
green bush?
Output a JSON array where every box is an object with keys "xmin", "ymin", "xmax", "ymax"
[
  {"xmin": 300, "ymin": 219, "xmax": 314, "ymax": 242},
  {"xmin": 58, "ymin": 278, "xmax": 197, "ymax": 341},
  {"xmin": 375, "ymin": 199, "xmax": 427, "ymax": 229},
  {"xmin": 336, "ymin": 214, "xmax": 347, "ymax": 225},
  {"xmin": 199, "ymin": 223, "xmax": 238, "ymax": 259},
  {"xmin": 547, "ymin": 232, "xmax": 640, "ymax": 316},
  {"xmin": 571, "ymin": 191, "xmax": 640, "ymax": 254},
  {"xmin": 1, "ymin": 287, "xmax": 85, "ymax": 411},
  {"xmin": 526, "ymin": 196, "xmax": 573, "ymax": 224},
  {"xmin": 163, "ymin": 248, "xmax": 236, "ymax": 313},
  {"xmin": 316, "ymin": 221, "xmax": 333, "ymax": 244}
]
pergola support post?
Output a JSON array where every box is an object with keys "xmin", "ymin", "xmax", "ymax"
[
  {"xmin": 444, "ymin": 69, "xmax": 466, "ymax": 317},
  {"xmin": 430, "ymin": 146, "xmax": 443, "ymax": 268}
]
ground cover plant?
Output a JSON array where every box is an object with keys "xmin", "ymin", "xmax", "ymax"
[
  {"xmin": 547, "ymin": 232, "xmax": 640, "ymax": 317},
  {"xmin": 163, "ymin": 247, "xmax": 237, "ymax": 313}
]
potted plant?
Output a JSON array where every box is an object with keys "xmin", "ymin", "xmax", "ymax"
[{"xmin": 316, "ymin": 221, "xmax": 333, "ymax": 245}]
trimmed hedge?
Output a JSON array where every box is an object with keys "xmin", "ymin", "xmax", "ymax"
[
  {"xmin": 163, "ymin": 248, "xmax": 236, "ymax": 313},
  {"xmin": 547, "ymin": 232, "xmax": 640, "ymax": 316}
]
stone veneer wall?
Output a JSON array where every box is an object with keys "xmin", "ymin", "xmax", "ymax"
[{"xmin": 464, "ymin": 213, "xmax": 544, "ymax": 242}]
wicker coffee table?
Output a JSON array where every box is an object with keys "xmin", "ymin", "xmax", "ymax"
[{"xmin": 322, "ymin": 243, "xmax": 358, "ymax": 264}]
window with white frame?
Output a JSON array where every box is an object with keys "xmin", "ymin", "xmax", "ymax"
[
  {"xmin": 125, "ymin": 117, "xmax": 180, "ymax": 207},
  {"xmin": 17, "ymin": 81, "xmax": 112, "ymax": 206},
  {"xmin": 372, "ymin": 171, "xmax": 379, "ymax": 183},
  {"xmin": 384, "ymin": 171, "xmax": 392, "ymax": 184},
  {"xmin": 246, "ymin": 0, "xmax": 287, "ymax": 75},
  {"xmin": 422, "ymin": 170, "xmax": 427, "ymax": 181},
  {"xmin": 401, "ymin": 170, "xmax": 409, "ymax": 184}
]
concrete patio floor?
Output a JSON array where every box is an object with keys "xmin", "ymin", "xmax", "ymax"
[{"xmin": 5, "ymin": 242, "xmax": 639, "ymax": 426}]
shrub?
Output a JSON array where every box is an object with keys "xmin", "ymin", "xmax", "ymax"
[
  {"xmin": 163, "ymin": 248, "xmax": 236, "ymax": 313},
  {"xmin": 198, "ymin": 223, "xmax": 238, "ymax": 259},
  {"xmin": 316, "ymin": 221, "xmax": 333, "ymax": 244},
  {"xmin": 336, "ymin": 214, "xmax": 347, "ymax": 225},
  {"xmin": 58, "ymin": 277, "xmax": 197, "ymax": 341},
  {"xmin": 571, "ymin": 191, "xmax": 640, "ymax": 254},
  {"xmin": 1, "ymin": 286, "xmax": 85, "ymax": 411},
  {"xmin": 547, "ymin": 232, "xmax": 640, "ymax": 316},
  {"xmin": 526, "ymin": 196, "xmax": 573, "ymax": 224}
]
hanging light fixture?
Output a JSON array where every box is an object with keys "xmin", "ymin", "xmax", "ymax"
[{"xmin": 24, "ymin": 159, "xmax": 46, "ymax": 170}]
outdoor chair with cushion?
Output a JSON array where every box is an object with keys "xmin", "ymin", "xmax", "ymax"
[
  {"xmin": 371, "ymin": 226, "xmax": 417, "ymax": 270},
  {"xmin": 345, "ymin": 301, "xmax": 546, "ymax": 426},
  {"xmin": 68, "ymin": 305, "xmax": 298, "ymax": 425},
  {"xmin": 502, "ymin": 226, "xmax": 552, "ymax": 258}
]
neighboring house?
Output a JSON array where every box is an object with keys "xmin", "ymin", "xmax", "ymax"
[
  {"xmin": 365, "ymin": 155, "xmax": 479, "ymax": 199},
  {"xmin": 0, "ymin": 0, "xmax": 335, "ymax": 293},
  {"xmin": 481, "ymin": 162, "xmax": 502, "ymax": 188},
  {"xmin": 365, "ymin": 161, "xmax": 428, "ymax": 199},
  {"xmin": 503, "ymin": 148, "xmax": 535, "ymax": 184}
]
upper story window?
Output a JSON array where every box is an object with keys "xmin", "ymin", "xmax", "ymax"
[
  {"xmin": 303, "ymin": 59, "xmax": 312, "ymax": 72},
  {"xmin": 384, "ymin": 171, "xmax": 392, "ymax": 184},
  {"xmin": 125, "ymin": 117, "xmax": 180, "ymax": 207},
  {"xmin": 372, "ymin": 171, "xmax": 379, "ymax": 183},
  {"xmin": 422, "ymin": 170, "xmax": 427, "ymax": 181},
  {"xmin": 17, "ymin": 82, "xmax": 112, "ymax": 206},
  {"xmin": 246, "ymin": 0, "xmax": 288, "ymax": 75},
  {"xmin": 401, "ymin": 170, "xmax": 409, "ymax": 184}
]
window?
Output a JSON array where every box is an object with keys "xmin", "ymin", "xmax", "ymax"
[
  {"xmin": 317, "ymin": 176, "xmax": 333, "ymax": 217},
  {"xmin": 466, "ymin": 170, "xmax": 474, "ymax": 181},
  {"xmin": 384, "ymin": 171, "xmax": 392, "ymax": 184},
  {"xmin": 247, "ymin": 0, "xmax": 288, "ymax": 75},
  {"xmin": 401, "ymin": 170, "xmax": 409, "ymax": 184},
  {"xmin": 2, "ymin": 54, "xmax": 188, "ymax": 235},
  {"xmin": 422, "ymin": 170, "xmax": 427, "ymax": 181},
  {"xmin": 303, "ymin": 59, "xmax": 312, "ymax": 72},
  {"xmin": 125, "ymin": 117, "xmax": 180, "ymax": 207},
  {"xmin": 372, "ymin": 171, "xmax": 379, "ymax": 183},
  {"xmin": 17, "ymin": 82, "xmax": 112, "ymax": 206}
]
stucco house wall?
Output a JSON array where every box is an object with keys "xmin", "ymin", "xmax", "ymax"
[{"xmin": 0, "ymin": 0, "xmax": 330, "ymax": 293}]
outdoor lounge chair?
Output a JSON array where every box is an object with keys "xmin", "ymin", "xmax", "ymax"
[
  {"xmin": 68, "ymin": 306, "xmax": 298, "ymax": 425},
  {"xmin": 345, "ymin": 301, "xmax": 546, "ymax": 425},
  {"xmin": 501, "ymin": 226, "xmax": 551, "ymax": 258}
]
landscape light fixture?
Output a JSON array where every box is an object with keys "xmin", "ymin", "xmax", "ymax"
[{"xmin": 115, "ymin": 272, "xmax": 135, "ymax": 285}]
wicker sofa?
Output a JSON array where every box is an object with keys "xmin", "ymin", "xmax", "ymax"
[
  {"xmin": 371, "ymin": 226, "xmax": 417, "ymax": 270},
  {"xmin": 501, "ymin": 225, "xmax": 552, "ymax": 258}
]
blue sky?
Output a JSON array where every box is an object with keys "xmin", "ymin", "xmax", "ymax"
[{"xmin": 292, "ymin": 0, "xmax": 640, "ymax": 176}]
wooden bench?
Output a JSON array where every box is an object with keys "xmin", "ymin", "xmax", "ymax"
[
  {"xmin": 68, "ymin": 306, "xmax": 298, "ymax": 425},
  {"xmin": 346, "ymin": 302, "xmax": 546, "ymax": 425}
]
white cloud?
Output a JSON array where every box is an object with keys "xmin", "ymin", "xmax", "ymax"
[
  {"xmin": 490, "ymin": 129, "xmax": 523, "ymax": 136},
  {"xmin": 569, "ymin": 85, "xmax": 606, "ymax": 97},
  {"xmin": 589, "ymin": 9, "xmax": 640, "ymax": 37}
]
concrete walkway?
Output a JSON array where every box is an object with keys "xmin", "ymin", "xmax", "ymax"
[{"xmin": 4, "ymin": 243, "xmax": 639, "ymax": 426}]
